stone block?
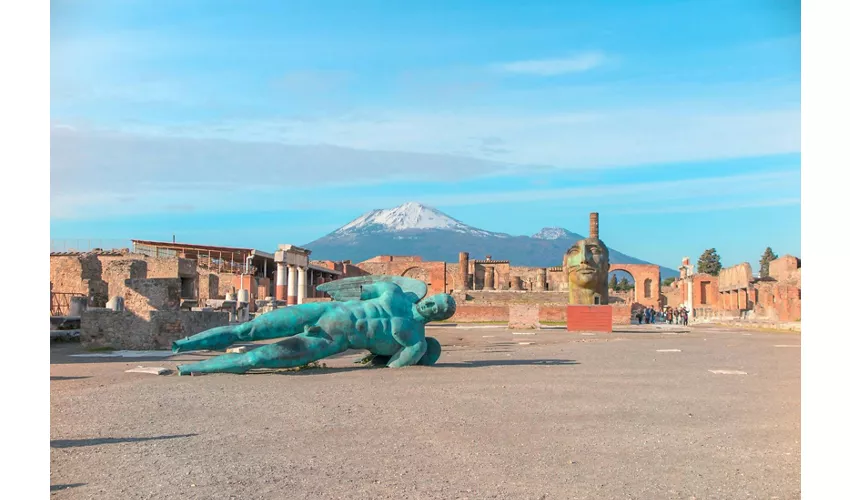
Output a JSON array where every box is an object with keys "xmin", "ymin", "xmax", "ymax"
[{"xmin": 508, "ymin": 304, "xmax": 540, "ymax": 329}]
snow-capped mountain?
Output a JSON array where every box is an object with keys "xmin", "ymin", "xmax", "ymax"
[
  {"xmin": 329, "ymin": 202, "xmax": 507, "ymax": 238},
  {"xmin": 305, "ymin": 202, "xmax": 677, "ymax": 278},
  {"xmin": 532, "ymin": 227, "xmax": 583, "ymax": 240}
]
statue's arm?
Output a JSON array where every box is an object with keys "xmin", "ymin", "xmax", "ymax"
[{"xmin": 386, "ymin": 318, "xmax": 427, "ymax": 368}]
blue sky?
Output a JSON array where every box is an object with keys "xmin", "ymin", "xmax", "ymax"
[{"xmin": 50, "ymin": 0, "xmax": 801, "ymax": 269}]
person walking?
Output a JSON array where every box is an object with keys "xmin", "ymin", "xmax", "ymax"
[
  {"xmin": 637, "ymin": 309, "xmax": 643, "ymax": 324},
  {"xmin": 650, "ymin": 307, "xmax": 657, "ymax": 324},
  {"xmin": 674, "ymin": 308, "xmax": 680, "ymax": 324},
  {"xmin": 666, "ymin": 307, "xmax": 673, "ymax": 324},
  {"xmin": 682, "ymin": 307, "xmax": 689, "ymax": 326},
  {"xmin": 644, "ymin": 307, "xmax": 651, "ymax": 325}
]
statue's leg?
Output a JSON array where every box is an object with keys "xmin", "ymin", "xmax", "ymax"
[
  {"xmin": 172, "ymin": 302, "xmax": 332, "ymax": 353},
  {"xmin": 176, "ymin": 329, "xmax": 348, "ymax": 375},
  {"xmin": 416, "ymin": 337, "xmax": 442, "ymax": 366}
]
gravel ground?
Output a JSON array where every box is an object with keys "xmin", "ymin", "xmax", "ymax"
[{"xmin": 50, "ymin": 324, "xmax": 800, "ymax": 499}]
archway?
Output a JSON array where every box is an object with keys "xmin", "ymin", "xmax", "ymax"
[
  {"xmin": 446, "ymin": 272, "xmax": 456, "ymax": 294},
  {"xmin": 401, "ymin": 266, "xmax": 430, "ymax": 285},
  {"xmin": 608, "ymin": 263, "xmax": 661, "ymax": 308},
  {"xmin": 608, "ymin": 270, "xmax": 636, "ymax": 305}
]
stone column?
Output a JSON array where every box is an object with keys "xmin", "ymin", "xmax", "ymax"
[
  {"xmin": 287, "ymin": 264, "xmax": 298, "ymax": 306},
  {"xmin": 483, "ymin": 266, "xmax": 495, "ymax": 290},
  {"xmin": 276, "ymin": 262, "xmax": 286, "ymax": 301},
  {"xmin": 297, "ymin": 266, "xmax": 307, "ymax": 305},
  {"xmin": 458, "ymin": 251, "xmax": 469, "ymax": 291},
  {"xmin": 536, "ymin": 268, "xmax": 546, "ymax": 292}
]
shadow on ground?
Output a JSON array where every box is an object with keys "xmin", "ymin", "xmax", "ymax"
[
  {"xmin": 51, "ymin": 434, "xmax": 197, "ymax": 449},
  {"xmin": 50, "ymin": 483, "xmax": 85, "ymax": 492},
  {"xmin": 50, "ymin": 376, "xmax": 91, "ymax": 381},
  {"xmin": 437, "ymin": 359, "xmax": 579, "ymax": 368}
]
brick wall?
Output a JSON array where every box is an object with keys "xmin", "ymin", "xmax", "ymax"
[
  {"xmin": 508, "ymin": 304, "xmax": 540, "ymax": 329},
  {"xmin": 540, "ymin": 306, "xmax": 566, "ymax": 323},
  {"xmin": 356, "ymin": 260, "xmax": 447, "ymax": 297},
  {"xmin": 451, "ymin": 305, "xmax": 509, "ymax": 322},
  {"xmin": 566, "ymin": 305, "xmax": 613, "ymax": 332},
  {"xmin": 612, "ymin": 304, "xmax": 632, "ymax": 325}
]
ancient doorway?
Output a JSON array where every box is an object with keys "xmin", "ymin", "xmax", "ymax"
[{"xmin": 608, "ymin": 270, "xmax": 635, "ymax": 304}]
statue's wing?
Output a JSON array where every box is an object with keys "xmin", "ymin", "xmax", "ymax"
[{"xmin": 316, "ymin": 275, "xmax": 428, "ymax": 303}]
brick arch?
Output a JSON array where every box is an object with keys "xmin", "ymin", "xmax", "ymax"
[
  {"xmin": 401, "ymin": 266, "xmax": 430, "ymax": 284},
  {"xmin": 608, "ymin": 263, "xmax": 661, "ymax": 307},
  {"xmin": 446, "ymin": 272, "xmax": 457, "ymax": 294},
  {"xmin": 607, "ymin": 268, "xmax": 636, "ymax": 305}
]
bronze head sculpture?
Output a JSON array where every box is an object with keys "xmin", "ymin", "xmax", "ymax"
[{"xmin": 565, "ymin": 212, "xmax": 610, "ymax": 305}]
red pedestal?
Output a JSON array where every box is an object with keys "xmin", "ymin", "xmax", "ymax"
[{"xmin": 566, "ymin": 305, "xmax": 613, "ymax": 333}]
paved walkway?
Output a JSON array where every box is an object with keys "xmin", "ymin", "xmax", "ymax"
[{"xmin": 51, "ymin": 324, "xmax": 800, "ymax": 499}]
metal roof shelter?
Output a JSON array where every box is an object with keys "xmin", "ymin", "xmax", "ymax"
[
  {"xmin": 131, "ymin": 239, "xmax": 277, "ymax": 278},
  {"xmin": 130, "ymin": 240, "xmax": 341, "ymax": 279}
]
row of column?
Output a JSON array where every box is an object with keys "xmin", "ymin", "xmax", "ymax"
[{"xmin": 275, "ymin": 263, "xmax": 308, "ymax": 305}]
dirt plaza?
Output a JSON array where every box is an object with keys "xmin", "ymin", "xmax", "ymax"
[{"xmin": 50, "ymin": 324, "xmax": 800, "ymax": 500}]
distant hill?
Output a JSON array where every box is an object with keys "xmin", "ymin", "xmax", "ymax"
[{"xmin": 304, "ymin": 202, "xmax": 679, "ymax": 279}]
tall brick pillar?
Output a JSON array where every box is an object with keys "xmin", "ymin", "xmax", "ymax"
[
  {"xmin": 459, "ymin": 251, "xmax": 469, "ymax": 291},
  {"xmin": 590, "ymin": 212, "xmax": 599, "ymax": 239}
]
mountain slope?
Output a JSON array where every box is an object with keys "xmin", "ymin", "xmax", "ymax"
[{"xmin": 304, "ymin": 202, "xmax": 678, "ymax": 278}]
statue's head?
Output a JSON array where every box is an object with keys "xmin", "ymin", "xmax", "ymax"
[
  {"xmin": 415, "ymin": 293, "xmax": 457, "ymax": 322},
  {"xmin": 565, "ymin": 237, "xmax": 610, "ymax": 302}
]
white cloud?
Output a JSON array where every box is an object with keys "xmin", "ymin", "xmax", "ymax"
[
  {"xmin": 49, "ymin": 121, "xmax": 800, "ymax": 221},
  {"xmin": 48, "ymin": 126, "xmax": 515, "ymax": 218},
  {"xmin": 607, "ymin": 197, "xmax": 801, "ymax": 215},
  {"xmin": 495, "ymin": 52, "xmax": 607, "ymax": 75},
  {"xmin": 141, "ymin": 106, "xmax": 799, "ymax": 169}
]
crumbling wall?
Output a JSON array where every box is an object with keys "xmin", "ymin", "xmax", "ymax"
[
  {"xmin": 50, "ymin": 254, "xmax": 108, "ymax": 306},
  {"xmin": 197, "ymin": 268, "xmax": 221, "ymax": 302},
  {"xmin": 461, "ymin": 291, "xmax": 571, "ymax": 304},
  {"xmin": 546, "ymin": 268, "xmax": 568, "ymax": 292},
  {"xmin": 661, "ymin": 284, "xmax": 683, "ymax": 308},
  {"xmin": 102, "ymin": 259, "xmax": 147, "ymax": 302},
  {"xmin": 124, "ymin": 278, "xmax": 181, "ymax": 313},
  {"xmin": 81, "ymin": 309, "xmax": 229, "ymax": 350},
  {"xmin": 356, "ymin": 259, "xmax": 447, "ymax": 297},
  {"xmin": 769, "ymin": 255, "xmax": 801, "ymax": 283}
]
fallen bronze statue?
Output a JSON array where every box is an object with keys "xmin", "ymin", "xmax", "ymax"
[{"xmin": 172, "ymin": 276, "xmax": 456, "ymax": 375}]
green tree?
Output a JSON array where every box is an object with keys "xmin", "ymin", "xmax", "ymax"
[
  {"xmin": 697, "ymin": 248, "xmax": 722, "ymax": 276},
  {"xmin": 759, "ymin": 247, "xmax": 778, "ymax": 277},
  {"xmin": 662, "ymin": 277, "xmax": 675, "ymax": 287},
  {"xmin": 609, "ymin": 275, "xmax": 619, "ymax": 290}
]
